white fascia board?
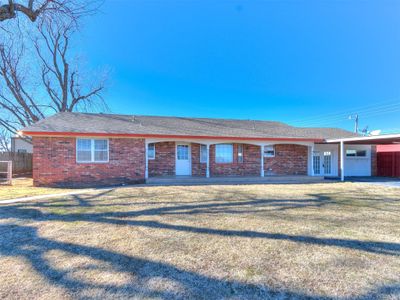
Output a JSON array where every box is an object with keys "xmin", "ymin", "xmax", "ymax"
[{"xmin": 326, "ymin": 133, "xmax": 400, "ymax": 143}]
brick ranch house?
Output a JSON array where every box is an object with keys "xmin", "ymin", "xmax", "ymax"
[{"xmin": 20, "ymin": 112, "xmax": 379, "ymax": 187}]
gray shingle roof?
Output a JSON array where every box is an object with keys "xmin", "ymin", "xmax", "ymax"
[{"xmin": 21, "ymin": 112, "xmax": 357, "ymax": 140}]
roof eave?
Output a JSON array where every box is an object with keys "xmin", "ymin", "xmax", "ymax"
[{"xmin": 20, "ymin": 130, "xmax": 324, "ymax": 143}]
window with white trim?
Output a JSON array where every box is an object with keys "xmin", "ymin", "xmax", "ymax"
[
  {"xmin": 148, "ymin": 143, "xmax": 155, "ymax": 160},
  {"xmin": 77, "ymin": 138, "xmax": 109, "ymax": 163},
  {"xmin": 237, "ymin": 144, "xmax": 244, "ymax": 163},
  {"xmin": 264, "ymin": 145, "xmax": 275, "ymax": 157},
  {"xmin": 215, "ymin": 144, "xmax": 233, "ymax": 163},
  {"xmin": 200, "ymin": 144, "xmax": 207, "ymax": 163},
  {"xmin": 346, "ymin": 149, "xmax": 367, "ymax": 157}
]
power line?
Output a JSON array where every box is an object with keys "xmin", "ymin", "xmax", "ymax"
[
  {"xmin": 293, "ymin": 102, "xmax": 400, "ymax": 126},
  {"xmin": 292, "ymin": 102, "xmax": 400, "ymax": 127},
  {"xmin": 288, "ymin": 97, "xmax": 400, "ymax": 126}
]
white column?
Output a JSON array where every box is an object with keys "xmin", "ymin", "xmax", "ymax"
[
  {"xmin": 145, "ymin": 141, "xmax": 149, "ymax": 179},
  {"xmin": 260, "ymin": 145, "xmax": 264, "ymax": 177},
  {"xmin": 340, "ymin": 141, "xmax": 345, "ymax": 181},
  {"xmin": 311, "ymin": 144, "xmax": 315, "ymax": 176},
  {"xmin": 206, "ymin": 144, "xmax": 210, "ymax": 178}
]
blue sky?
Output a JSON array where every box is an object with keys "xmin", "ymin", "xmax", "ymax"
[{"xmin": 78, "ymin": 0, "xmax": 400, "ymax": 133}]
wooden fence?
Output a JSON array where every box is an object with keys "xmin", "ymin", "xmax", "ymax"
[
  {"xmin": 0, "ymin": 152, "xmax": 32, "ymax": 177},
  {"xmin": 0, "ymin": 161, "xmax": 12, "ymax": 185}
]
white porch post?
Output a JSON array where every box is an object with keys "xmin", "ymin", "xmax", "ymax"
[
  {"xmin": 311, "ymin": 144, "xmax": 315, "ymax": 176},
  {"xmin": 145, "ymin": 141, "xmax": 149, "ymax": 179},
  {"xmin": 260, "ymin": 145, "xmax": 264, "ymax": 177},
  {"xmin": 206, "ymin": 144, "xmax": 210, "ymax": 178},
  {"xmin": 340, "ymin": 141, "xmax": 345, "ymax": 181}
]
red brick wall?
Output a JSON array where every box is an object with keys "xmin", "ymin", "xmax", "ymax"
[
  {"xmin": 371, "ymin": 145, "xmax": 377, "ymax": 176},
  {"xmin": 33, "ymin": 137, "xmax": 145, "ymax": 187},
  {"xmin": 191, "ymin": 143, "xmax": 206, "ymax": 177},
  {"xmin": 210, "ymin": 144, "xmax": 261, "ymax": 176},
  {"xmin": 264, "ymin": 144, "xmax": 308, "ymax": 175},
  {"xmin": 33, "ymin": 138, "xmax": 310, "ymax": 185},
  {"xmin": 148, "ymin": 142, "xmax": 175, "ymax": 177}
]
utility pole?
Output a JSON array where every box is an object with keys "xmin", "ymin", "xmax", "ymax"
[{"xmin": 349, "ymin": 114, "xmax": 359, "ymax": 133}]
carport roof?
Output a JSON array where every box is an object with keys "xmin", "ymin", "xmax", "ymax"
[{"xmin": 326, "ymin": 133, "xmax": 400, "ymax": 145}]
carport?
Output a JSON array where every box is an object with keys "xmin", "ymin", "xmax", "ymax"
[{"xmin": 326, "ymin": 133, "xmax": 400, "ymax": 181}]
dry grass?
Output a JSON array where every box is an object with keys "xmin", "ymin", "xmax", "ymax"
[
  {"xmin": 0, "ymin": 178, "xmax": 74, "ymax": 200},
  {"xmin": 0, "ymin": 182, "xmax": 399, "ymax": 299}
]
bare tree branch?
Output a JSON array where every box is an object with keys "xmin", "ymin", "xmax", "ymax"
[
  {"xmin": 0, "ymin": 4, "xmax": 107, "ymax": 141},
  {"xmin": 0, "ymin": 1, "xmax": 102, "ymax": 23}
]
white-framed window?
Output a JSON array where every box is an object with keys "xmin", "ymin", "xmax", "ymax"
[
  {"xmin": 346, "ymin": 149, "xmax": 367, "ymax": 157},
  {"xmin": 200, "ymin": 144, "xmax": 207, "ymax": 163},
  {"xmin": 215, "ymin": 144, "xmax": 233, "ymax": 163},
  {"xmin": 76, "ymin": 138, "xmax": 109, "ymax": 163},
  {"xmin": 237, "ymin": 144, "xmax": 244, "ymax": 163},
  {"xmin": 264, "ymin": 145, "xmax": 275, "ymax": 157},
  {"xmin": 148, "ymin": 143, "xmax": 155, "ymax": 160},
  {"xmin": 177, "ymin": 145, "xmax": 189, "ymax": 160}
]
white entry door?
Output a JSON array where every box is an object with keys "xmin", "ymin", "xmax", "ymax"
[
  {"xmin": 313, "ymin": 151, "xmax": 333, "ymax": 176},
  {"xmin": 176, "ymin": 143, "xmax": 191, "ymax": 175}
]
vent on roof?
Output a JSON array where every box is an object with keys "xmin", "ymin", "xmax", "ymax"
[{"xmin": 131, "ymin": 116, "xmax": 143, "ymax": 126}]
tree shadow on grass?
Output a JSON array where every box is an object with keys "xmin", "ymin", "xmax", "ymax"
[
  {"xmin": 1, "ymin": 192, "xmax": 399, "ymax": 257},
  {"xmin": 1, "ymin": 188, "xmax": 400, "ymax": 298},
  {"xmin": 0, "ymin": 223, "xmax": 324, "ymax": 299},
  {"xmin": 0, "ymin": 223, "xmax": 398, "ymax": 299}
]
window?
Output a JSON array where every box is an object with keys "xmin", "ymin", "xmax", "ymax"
[
  {"xmin": 237, "ymin": 144, "xmax": 244, "ymax": 163},
  {"xmin": 215, "ymin": 144, "xmax": 233, "ymax": 163},
  {"xmin": 77, "ymin": 139, "xmax": 109, "ymax": 163},
  {"xmin": 264, "ymin": 145, "xmax": 275, "ymax": 157},
  {"xmin": 177, "ymin": 145, "xmax": 189, "ymax": 160},
  {"xmin": 200, "ymin": 144, "xmax": 207, "ymax": 163},
  {"xmin": 313, "ymin": 151, "xmax": 321, "ymax": 175},
  {"xmin": 148, "ymin": 143, "xmax": 155, "ymax": 160},
  {"xmin": 346, "ymin": 149, "xmax": 367, "ymax": 157},
  {"xmin": 17, "ymin": 149, "xmax": 27, "ymax": 153}
]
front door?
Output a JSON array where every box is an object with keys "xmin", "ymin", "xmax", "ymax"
[
  {"xmin": 313, "ymin": 151, "xmax": 333, "ymax": 176},
  {"xmin": 176, "ymin": 143, "xmax": 191, "ymax": 175},
  {"xmin": 323, "ymin": 151, "xmax": 332, "ymax": 175}
]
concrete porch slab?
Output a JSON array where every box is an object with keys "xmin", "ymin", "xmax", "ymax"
[{"xmin": 146, "ymin": 175, "xmax": 327, "ymax": 186}]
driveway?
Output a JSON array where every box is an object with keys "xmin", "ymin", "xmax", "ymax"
[{"xmin": 348, "ymin": 176, "xmax": 400, "ymax": 188}]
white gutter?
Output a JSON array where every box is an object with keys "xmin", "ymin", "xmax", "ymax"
[{"xmin": 326, "ymin": 133, "xmax": 400, "ymax": 143}]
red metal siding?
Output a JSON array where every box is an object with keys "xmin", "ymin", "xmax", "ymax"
[{"xmin": 377, "ymin": 152, "xmax": 400, "ymax": 177}]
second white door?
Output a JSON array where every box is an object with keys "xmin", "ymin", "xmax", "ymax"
[{"xmin": 176, "ymin": 143, "xmax": 191, "ymax": 175}]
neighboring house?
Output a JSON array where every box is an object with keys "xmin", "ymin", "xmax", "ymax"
[
  {"xmin": 19, "ymin": 112, "xmax": 398, "ymax": 187},
  {"xmin": 11, "ymin": 137, "xmax": 33, "ymax": 153}
]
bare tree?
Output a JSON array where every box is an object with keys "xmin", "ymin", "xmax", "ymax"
[
  {"xmin": 0, "ymin": 17, "xmax": 107, "ymax": 139},
  {"xmin": 0, "ymin": 128, "xmax": 10, "ymax": 152},
  {"xmin": 0, "ymin": 0, "xmax": 98, "ymax": 22}
]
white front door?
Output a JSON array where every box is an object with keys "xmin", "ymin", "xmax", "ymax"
[
  {"xmin": 313, "ymin": 148, "xmax": 335, "ymax": 176},
  {"xmin": 323, "ymin": 151, "xmax": 333, "ymax": 175},
  {"xmin": 176, "ymin": 143, "xmax": 191, "ymax": 175}
]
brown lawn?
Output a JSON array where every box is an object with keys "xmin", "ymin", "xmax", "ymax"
[
  {"xmin": 0, "ymin": 182, "xmax": 399, "ymax": 299},
  {"xmin": 0, "ymin": 178, "xmax": 75, "ymax": 200}
]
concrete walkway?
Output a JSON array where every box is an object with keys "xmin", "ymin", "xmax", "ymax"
[{"xmin": 0, "ymin": 188, "xmax": 110, "ymax": 204}]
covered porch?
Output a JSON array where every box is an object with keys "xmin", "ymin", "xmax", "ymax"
[{"xmin": 144, "ymin": 138, "xmax": 318, "ymax": 180}]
